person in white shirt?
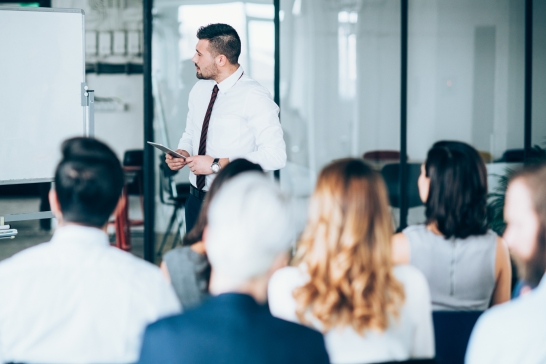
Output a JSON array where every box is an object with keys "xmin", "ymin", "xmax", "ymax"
[
  {"xmin": 165, "ymin": 23, "xmax": 286, "ymax": 232},
  {"xmin": 0, "ymin": 137, "xmax": 181, "ymax": 364},
  {"xmin": 268, "ymin": 158, "xmax": 435, "ymax": 364},
  {"xmin": 466, "ymin": 162, "xmax": 546, "ymax": 364}
]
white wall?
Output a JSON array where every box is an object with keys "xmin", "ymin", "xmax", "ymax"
[
  {"xmin": 86, "ymin": 74, "xmax": 144, "ymax": 159},
  {"xmin": 280, "ymin": 0, "xmax": 529, "ymax": 200},
  {"xmin": 407, "ymin": 0, "xmax": 525, "ymax": 161}
]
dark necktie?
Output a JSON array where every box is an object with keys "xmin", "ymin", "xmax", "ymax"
[{"xmin": 196, "ymin": 84, "xmax": 219, "ymax": 190}]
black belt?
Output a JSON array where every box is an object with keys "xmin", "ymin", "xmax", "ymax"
[{"xmin": 190, "ymin": 184, "xmax": 207, "ymax": 201}]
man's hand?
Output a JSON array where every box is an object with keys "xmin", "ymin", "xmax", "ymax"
[
  {"xmin": 186, "ymin": 155, "xmax": 214, "ymax": 176},
  {"xmin": 165, "ymin": 149, "xmax": 190, "ymax": 171}
]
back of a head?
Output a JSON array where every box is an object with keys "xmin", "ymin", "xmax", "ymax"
[
  {"xmin": 206, "ymin": 173, "xmax": 292, "ymax": 286},
  {"xmin": 294, "ymin": 158, "xmax": 404, "ymax": 334},
  {"xmin": 425, "ymin": 140, "xmax": 488, "ymax": 239},
  {"xmin": 197, "ymin": 23, "xmax": 241, "ymax": 65},
  {"xmin": 55, "ymin": 137, "xmax": 124, "ymax": 228},
  {"xmin": 182, "ymin": 159, "xmax": 263, "ymax": 246}
]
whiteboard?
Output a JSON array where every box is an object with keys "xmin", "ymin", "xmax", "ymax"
[{"xmin": 0, "ymin": 7, "xmax": 85, "ymax": 185}]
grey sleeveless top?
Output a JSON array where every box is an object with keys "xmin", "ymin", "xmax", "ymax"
[
  {"xmin": 163, "ymin": 246, "xmax": 210, "ymax": 309},
  {"xmin": 403, "ymin": 225, "xmax": 497, "ymax": 311}
]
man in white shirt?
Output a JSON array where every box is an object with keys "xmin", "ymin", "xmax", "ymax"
[
  {"xmin": 165, "ymin": 23, "xmax": 286, "ymax": 231},
  {"xmin": 466, "ymin": 163, "xmax": 546, "ymax": 364},
  {"xmin": 0, "ymin": 137, "xmax": 181, "ymax": 364}
]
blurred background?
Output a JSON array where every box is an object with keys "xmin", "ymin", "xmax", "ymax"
[{"xmin": 0, "ymin": 0, "xmax": 544, "ymax": 262}]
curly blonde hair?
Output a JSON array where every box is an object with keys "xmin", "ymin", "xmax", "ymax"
[{"xmin": 293, "ymin": 158, "xmax": 405, "ymax": 334}]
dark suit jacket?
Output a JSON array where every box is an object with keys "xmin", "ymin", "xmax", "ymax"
[{"xmin": 137, "ymin": 293, "xmax": 330, "ymax": 364}]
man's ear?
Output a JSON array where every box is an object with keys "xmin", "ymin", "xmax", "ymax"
[
  {"xmin": 49, "ymin": 189, "xmax": 63, "ymax": 221},
  {"xmin": 216, "ymin": 54, "xmax": 227, "ymax": 67}
]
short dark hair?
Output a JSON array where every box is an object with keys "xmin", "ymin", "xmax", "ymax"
[
  {"xmin": 54, "ymin": 137, "xmax": 124, "ymax": 228},
  {"xmin": 182, "ymin": 159, "xmax": 263, "ymax": 247},
  {"xmin": 197, "ymin": 23, "xmax": 241, "ymax": 65},
  {"xmin": 424, "ymin": 141, "xmax": 488, "ymax": 239}
]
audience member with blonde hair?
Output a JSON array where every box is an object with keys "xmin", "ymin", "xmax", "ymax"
[
  {"xmin": 268, "ymin": 158, "xmax": 434, "ymax": 364},
  {"xmin": 392, "ymin": 141, "xmax": 511, "ymax": 310},
  {"xmin": 466, "ymin": 162, "xmax": 546, "ymax": 364}
]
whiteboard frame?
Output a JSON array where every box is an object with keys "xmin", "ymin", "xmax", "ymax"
[{"xmin": 0, "ymin": 7, "xmax": 86, "ymax": 186}]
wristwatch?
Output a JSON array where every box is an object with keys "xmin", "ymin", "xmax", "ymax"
[{"xmin": 211, "ymin": 158, "xmax": 221, "ymax": 174}]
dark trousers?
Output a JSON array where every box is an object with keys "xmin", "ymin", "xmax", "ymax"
[{"xmin": 185, "ymin": 194, "xmax": 203, "ymax": 233}]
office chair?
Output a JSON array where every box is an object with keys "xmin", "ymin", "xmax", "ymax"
[
  {"xmin": 432, "ymin": 311, "xmax": 483, "ymax": 364},
  {"xmin": 374, "ymin": 359, "xmax": 437, "ymax": 364},
  {"xmin": 380, "ymin": 163, "xmax": 423, "ymax": 209},
  {"xmin": 157, "ymin": 154, "xmax": 191, "ymax": 256}
]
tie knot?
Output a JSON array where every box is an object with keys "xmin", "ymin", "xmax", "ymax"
[{"xmin": 213, "ymin": 85, "xmax": 219, "ymax": 94}]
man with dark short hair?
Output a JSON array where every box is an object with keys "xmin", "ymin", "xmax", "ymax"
[
  {"xmin": 165, "ymin": 23, "xmax": 286, "ymax": 232},
  {"xmin": 0, "ymin": 137, "xmax": 181, "ymax": 364}
]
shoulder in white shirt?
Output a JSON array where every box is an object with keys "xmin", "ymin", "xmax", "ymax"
[
  {"xmin": 0, "ymin": 225, "xmax": 181, "ymax": 364},
  {"xmin": 268, "ymin": 265, "xmax": 434, "ymax": 364},
  {"xmin": 466, "ymin": 277, "xmax": 546, "ymax": 364}
]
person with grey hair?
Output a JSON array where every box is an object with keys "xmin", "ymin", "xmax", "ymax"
[{"xmin": 138, "ymin": 173, "xmax": 329, "ymax": 364}]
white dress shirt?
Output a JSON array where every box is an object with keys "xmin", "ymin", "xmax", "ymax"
[
  {"xmin": 178, "ymin": 66, "xmax": 286, "ymax": 190},
  {"xmin": 466, "ymin": 275, "xmax": 546, "ymax": 364},
  {"xmin": 268, "ymin": 265, "xmax": 435, "ymax": 364},
  {"xmin": 0, "ymin": 225, "xmax": 181, "ymax": 364}
]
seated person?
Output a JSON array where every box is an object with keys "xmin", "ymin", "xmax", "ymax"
[
  {"xmin": 0, "ymin": 137, "xmax": 181, "ymax": 364},
  {"xmin": 466, "ymin": 162, "xmax": 546, "ymax": 363},
  {"xmin": 139, "ymin": 173, "xmax": 329, "ymax": 364},
  {"xmin": 392, "ymin": 141, "xmax": 511, "ymax": 310},
  {"xmin": 161, "ymin": 159, "xmax": 263, "ymax": 308},
  {"xmin": 268, "ymin": 158, "xmax": 434, "ymax": 364}
]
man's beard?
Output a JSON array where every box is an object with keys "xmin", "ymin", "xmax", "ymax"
[
  {"xmin": 519, "ymin": 226, "xmax": 546, "ymax": 288},
  {"xmin": 195, "ymin": 64, "xmax": 218, "ymax": 80}
]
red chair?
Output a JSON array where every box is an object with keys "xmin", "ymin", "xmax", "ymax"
[
  {"xmin": 111, "ymin": 150, "xmax": 144, "ymax": 252},
  {"xmin": 363, "ymin": 150, "xmax": 407, "ymax": 163}
]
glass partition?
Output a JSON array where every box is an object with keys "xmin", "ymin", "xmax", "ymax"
[
  {"xmin": 280, "ymin": 0, "xmax": 401, "ymax": 230},
  {"xmin": 406, "ymin": 0, "xmax": 526, "ymax": 225}
]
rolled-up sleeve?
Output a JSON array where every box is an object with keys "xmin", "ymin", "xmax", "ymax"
[
  {"xmin": 235, "ymin": 88, "xmax": 286, "ymax": 171},
  {"xmin": 177, "ymin": 88, "xmax": 195, "ymax": 155}
]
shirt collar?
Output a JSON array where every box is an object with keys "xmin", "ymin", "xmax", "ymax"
[
  {"xmin": 50, "ymin": 224, "xmax": 109, "ymax": 248},
  {"xmin": 216, "ymin": 66, "xmax": 244, "ymax": 94}
]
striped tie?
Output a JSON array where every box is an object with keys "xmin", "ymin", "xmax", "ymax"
[{"xmin": 196, "ymin": 84, "xmax": 219, "ymax": 190}]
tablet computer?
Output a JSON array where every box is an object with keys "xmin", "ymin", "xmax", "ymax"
[{"xmin": 147, "ymin": 141, "xmax": 187, "ymax": 159}]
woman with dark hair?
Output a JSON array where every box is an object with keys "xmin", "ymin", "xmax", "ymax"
[
  {"xmin": 392, "ymin": 141, "xmax": 511, "ymax": 310},
  {"xmin": 160, "ymin": 159, "xmax": 263, "ymax": 308}
]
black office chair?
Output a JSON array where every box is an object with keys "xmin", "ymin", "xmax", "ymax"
[
  {"xmin": 123, "ymin": 149, "xmax": 143, "ymax": 196},
  {"xmin": 432, "ymin": 311, "xmax": 483, "ymax": 364},
  {"xmin": 374, "ymin": 359, "xmax": 437, "ymax": 364},
  {"xmin": 157, "ymin": 154, "xmax": 191, "ymax": 256},
  {"xmin": 380, "ymin": 163, "xmax": 423, "ymax": 208}
]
